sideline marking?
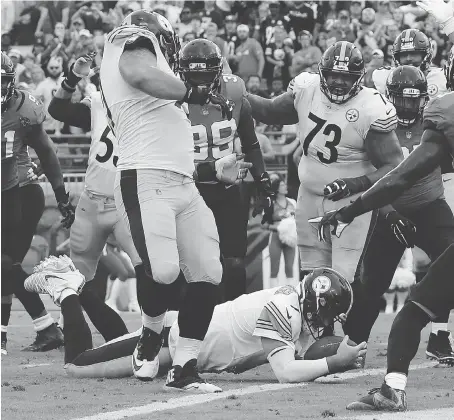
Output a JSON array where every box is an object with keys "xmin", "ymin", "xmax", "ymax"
[
  {"xmin": 71, "ymin": 362, "xmax": 435, "ymax": 420},
  {"xmin": 339, "ymin": 407, "xmax": 454, "ymax": 420},
  {"xmin": 22, "ymin": 363, "xmax": 52, "ymax": 368}
]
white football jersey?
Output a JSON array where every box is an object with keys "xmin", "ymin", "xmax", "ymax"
[
  {"xmin": 99, "ymin": 25, "xmax": 194, "ymax": 176},
  {"xmin": 84, "ymin": 92, "xmax": 118, "ymax": 197},
  {"xmin": 289, "ymin": 72, "xmax": 397, "ymax": 194},
  {"xmin": 169, "ymin": 286, "xmax": 314, "ymax": 374},
  {"xmin": 372, "ymin": 66, "xmax": 448, "ymax": 98}
]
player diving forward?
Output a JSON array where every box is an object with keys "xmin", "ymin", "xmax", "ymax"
[
  {"xmin": 316, "ymin": 44, "xmax": 454, "ymax": 411},
  {"xmin": 1, "ymin": 52, "xmax": 74, "ymax": 355},
  {"xmin": 341, "ymin": 65, "xmax": 454, "ymax": 363},
  {"xmin": 179, "ymin": 39, "xmax": 275, "ymax": 302},
  {"xmin": 246, "ymin": 41, "xmax": 403, "ymax": 284},
  {"xmin": 24, "ymin": 256, "xmax": 367, "ymax": 383},
  {"xmin": 99, "ymin": 9, "xmax": 252, "ymax": 392}
]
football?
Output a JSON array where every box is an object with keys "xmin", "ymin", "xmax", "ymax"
[{"xmin": 304, "ymin": 336, "xmax": 357, "ymax": 360}]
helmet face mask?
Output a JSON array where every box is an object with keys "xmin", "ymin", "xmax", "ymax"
[
  {"xmin": 179, "ymin": 39, "xmax": 223, "ymax": 92},
  {"xmin": 1, "ymin": 52, "xmax": 15, "ymax": 113},
  {"xmin": 392, "ymin": 29, "xmax": 433, "ymax": 72},
  {"xmin": 386, "ymin": 65, "xmax": 428, "ymax": 127},
  {"xmin": 319, "ymin": 41, "xmax": 365, "ymax": 105},
  {"xmin": 299, "ymin": 267, "xmax": 353, "ymax": 339},
  {"xmin": 445, "ymin": 46, "xmax": 454, "ymax": 91}
]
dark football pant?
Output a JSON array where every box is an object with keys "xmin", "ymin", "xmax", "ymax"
[
  {"xmin": 197, "ymin": 183, "xmax": 248, "ymax": 302},
  {"xmin": 344, "ymin": 198, "xmax": 454, "ymax": 344},
  {"xmin": 387, "ymin": 244, "xmax": 454, "ymax": 375}
]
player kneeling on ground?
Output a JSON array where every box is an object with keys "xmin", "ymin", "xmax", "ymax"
[{"xmin": 25, "ymin": 261, "xmax": 366, "ymax": 383}]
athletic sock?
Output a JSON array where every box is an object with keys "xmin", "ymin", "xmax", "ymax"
[
  {"xmin": 387, "ymin": 301, "xmax": 430, "ymax": 376},
  {"xmin": 1, "ymin": 302, "xmax": 12, "ymax": 341},
  {"xmin": 431, "ymin": 322, "xmax": 448, "ymax": 334},
  {"xmin": 32, "ymin": 313, "xmax": 54, "ymax": 332},
  {"xmin": 172, "ymin": 337, "xmax": 202, "ymax": 368},
  {"xmin": 105, "ymin": 278, "xmax": 122, "ymax": 307},
  {"xmin": 385, "ymin": 372, "xmax": 407, "ymax": 391},
  {"xmin": 142, "ymin": 312, "xmax": 165, "ymax": 335},
  {"xmin": 80, "ymin": 286, "xmax": 128, "ymax": 341},
  {"xmin": 61, "ymin": 294, "xmax": 93, "ymax": 364}
]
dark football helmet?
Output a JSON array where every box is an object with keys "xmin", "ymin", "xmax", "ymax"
[
  {"xmin": 122, "ymin": 10, "xmax": 180, "ymax": 72},
  {"xmin": 179, "ymin": 39, "xmax": 223, "ymax": 91},
  {"xmin": 392, "ymin": 29, "xmax": 433, "ymax": 72},
  {"xmin": 319, "ymin": 41, "xmax": 365, "ymax": 104},
  {"xmin": 299, "ymin": 267, "xmax": 353, "ymax": 339},
  {"xmin": 1, "ymin": 51, "xmax": 15, "ymax": 113},
  {"xmin": 386, "ymin": 65, "xmax": 428, "ymax": 127},
  {"xmin": 445, "ymin": 46, "xmax": 454, "ymax": 91}
]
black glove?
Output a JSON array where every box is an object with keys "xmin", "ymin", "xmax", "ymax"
[
  {"xmin": 55, "ymin": 189, "xmax": 75, "ymax": 229},
  {"xmin": 385, "ymin": 211, "xmax": 416, "ymax": 248},
  {"xmin": 324, "ymin": 176, "xmax": 372, "ymax": 201},
  {"xmin": 208, "ymin": 91, "xmax": 235, "ymax": 120},
  {"xmin": 181, "ymin": 85, "xmax": 210, "ymax": 105},
  {"xmin": 309, "ymin": 207, "xmax": 353, "ymax": 242},
  {"xmin": 252, "ymin": 172, "xmax": 275, "ymax": 224}
]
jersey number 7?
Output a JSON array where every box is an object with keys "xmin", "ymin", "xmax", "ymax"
[{"xmin": 303, "ymin": 112, "xmax": 341, "ymax": 164}]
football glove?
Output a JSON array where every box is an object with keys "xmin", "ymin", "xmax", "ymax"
[
  {"xmin": 57, "ymin": 192, "xmax": 76, "ymax": 229},
  {"xmin": 181, "ymin": 85, "xmax": 211, "ymax": 106},
  {"xmin": 416, "ymin": 0, "xmax": 454, "ymax": 35},
  {"xmin": 385, "ymin": 211, "xmax": 416, "ymax": 248},
  {"xmin": 308, "ymin": 208, "xmax": 352, "ymax": 242},
  {"xmin": 324, "ymin": 176, "xmax": 371, "ymax": 202},
  {"xmin": 26, "ymin": 160, "xmax": 44, "ymax": 182},
  {"xmin": 252, "ymin": 172, "xmax": 275, "ymax": 224},
  {"xmin": 214, "ymin": 153, "xmax": 252, "ymax": 185},
  {"xmin": 208, "ymin": 91, "xmax": 235, "ymax": 120}
]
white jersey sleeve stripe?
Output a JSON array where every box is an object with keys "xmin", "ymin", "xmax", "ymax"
[
  {"xmin": 268, "ymin": 345, "xmax": 292, "ymax": 359},
  {"xmin": 265, "ymin": 301, "xmax": 292, "ymax": 339}
]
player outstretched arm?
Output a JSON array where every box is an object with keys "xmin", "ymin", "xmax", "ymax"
[
  {"xmin": 48, "ymin": 54, "xmax": 94, "ymax": 131},
  {"xmin": 246, "ymin": 91, "xmax": 299, "ymax": 126},
  {"xmin": 338, "ymin": 128, "xmax": 447, "ymax": 221}
]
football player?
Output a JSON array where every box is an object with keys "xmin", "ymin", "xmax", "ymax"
[
  {"xmin": 99, "ymin": 10, "xmax": 252, "ymax": 392},
  {"xmin": 23, "ymin": 259, "xmax": 367, "ymax": 383},
  {"xmin": 318, "ymin": 46, "xmax": 454, "ymax": 411},
  {"xmin": 245, "ymin": 41, "xmax": 403, "ymax": 284},
  {"xmin": 179, "ymin": 39, "xmax": 274, "ymax": 302},
  {"xmin": 1, "ymin": 52, "xmax": 74, "ymax": 355}
]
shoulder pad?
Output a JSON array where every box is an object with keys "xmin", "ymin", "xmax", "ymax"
[
  {"xmin": 288, "ymin": 72, "xmax": 319, "ymax": 94},
  {"xmin": 17, "ymin": 90, "xmax": 46, "ymax": 126},
  {"xmin": 106, "ymin": 25, "xmax": 157, "ymax": 47},
  {"xmin": 423, "ymin": 93, "xmax": 453, "ymax": 133},
  {"xmin": 221, "ymin": 74, "xmax": 246, "ymax": 100}
]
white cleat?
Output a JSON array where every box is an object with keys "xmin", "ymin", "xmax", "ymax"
[
  {"xmin": 132, "ymin": 327, "xmax": 163, "ymax": 381},
  {"xmin": 24, "ymin": 256, "xmax": 85, "ymax": 306}
]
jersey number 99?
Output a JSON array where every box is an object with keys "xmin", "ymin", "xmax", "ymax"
[{"xmin": 192, "ymin": 119, "xmax": 238, "ymax": 161}]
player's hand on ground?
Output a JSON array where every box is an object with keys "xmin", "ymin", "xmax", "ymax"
[
  {"xmin": 27, "ymin": 160, "xmax": 44, "ymax": 182},
  {"xmin": 57, "ymin": 195, "xmax": 76, "ymax": 229},
  {"xmin": 252, "ymin": 172, "xmax": 276, "ymax": 224},
  {"xmin": 208, "ymin": 92, "xmax": 235, "ymax": 120},
  {"xmin": 385, "ymin": 211, "xmax": 416, "ymax": 248},
  {"xmin": 327, "ymin": 335, "xmax": 367, "ymax": 374},
  {"xmin": 324, "ymin": 177, "xmax": 369, "ymax": 201},
  {"xmin": 72, "ymin": 51, "xmax": 97, "ymax": 78},
  {"xmin": 417, "ymin": 0, "xmax": 453, "ymax": 30},
  {"xmin": 215, "ymin": 153, "xmax": 252, "ymax": 185},
  {"xmin": 308, "ymin": 208, "xmax": 352, "ymax": 242}
]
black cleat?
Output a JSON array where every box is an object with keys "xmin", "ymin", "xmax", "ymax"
[
  {"xmin": 426, "ymin": 331, "xmax": 454, "ymax": 366},
  {"xmin": 164, "ymin": 359, "xmax": 222, "ymax": 393},
  {"xmin": 22, "ymin": 323, "xmax": 64, "ymax": 352},
  {"xmin": 1, "ymin": 339, "xmax": 7, "ymax": 355},
  {"xmin": 347, "ymin": 382, "xmax": 407, "ymax": 411}
]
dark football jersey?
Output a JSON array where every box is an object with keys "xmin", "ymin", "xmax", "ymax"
[
  {"xmin": 188, "ymin": 74, "xmax": 246, "ymax": 171},
  {"xmin": 392, "ymin": 119, "xmax": 444, "ymax": 211},
  {"xmin": 1, "ymin": 90, "xmax": 46, "ymax": 191}
]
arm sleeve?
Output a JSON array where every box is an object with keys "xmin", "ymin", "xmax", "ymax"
[{"xmin": 48, "ymin": 98, "xmax": 91, "ymax": 132}]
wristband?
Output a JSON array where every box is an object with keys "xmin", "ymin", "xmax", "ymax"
[
  {"xmin": 355, "ymin": 175, "xmax": 372, "ymax": 192},
  {"xmin": 61, "ymin": 79, "xmax": 76, "ymax": 93},
  {"xmin": 66, "ymin": 62, "xmax": 82, "ymax": 88},
  {"xmin": 194, "ymin": 161, "xmax": 217, "ymax": 183},
  {"xmin": 54, "ymin": 186, "xmax": 69, "ymax": 203}
]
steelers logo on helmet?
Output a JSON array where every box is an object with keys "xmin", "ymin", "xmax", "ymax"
[
  {"xmin": 392, "ymin": 29, "xmax": 433, "ymax": 72},
  {"xmin": 345, "ymin": 108, "xmax": 359, "ymax": 122},
  {"xmin": 312, "ymin": 275, "xmax": 332, "ymax": 294},
  {"xmin": 319, "ymin": 41, "xmax": 365, "ymax": 105},
  {"xmin": 445, "ymin": 46, "xmax": 454, "ymax": 91}
]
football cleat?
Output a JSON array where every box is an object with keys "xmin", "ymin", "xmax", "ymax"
[
  {"xmin": 426, "ymin": 331, "xmax": 454, "ymax": 366},
  {"xmin": 347, "ymin": 382, "xmax": 407, "ymax": 411},
  {"xmin": 164, "ymin": 359, "xmax": 222, "ymax": 393},
  {"xmin": 22, "ymin": 323, "xmax": 64, "ymax": 352},
  {"xmin": 1, "ymin": 340, "xmax": 7, "ymax": 356},
  {"xmin": 132, "ymin": 327, "xmax": 163, "ymax": 381},
  {"xmin": 24, "ymin": 256, "xmax": 85, "ymax": 306}
]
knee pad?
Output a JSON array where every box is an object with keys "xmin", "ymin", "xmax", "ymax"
[
  {"xmin": 152, "ymin": 261, "xmax": 180, "ymax": 285},
  {"xmin": 183, "ymin": 258, "xmax": 222, "ymax": 286}
]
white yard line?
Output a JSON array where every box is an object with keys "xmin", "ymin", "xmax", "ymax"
[
  {"xmin": 21, "ymin": 363, "xmax": 52, "ymax": 368},
  {"xmin": 339, "ymin": 407, "xmax": 454, "ymax": 420},
  {"xmin": 71, "ymin": 362, "xmax": 436, "ymax": 420}
]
